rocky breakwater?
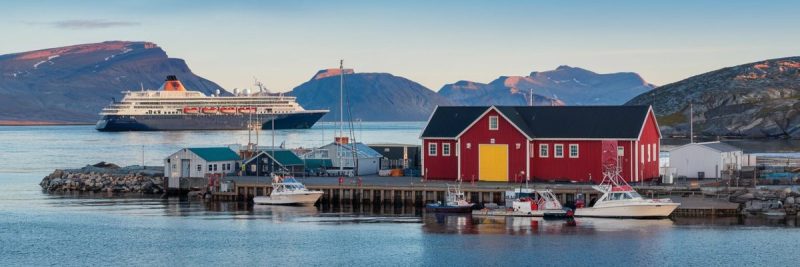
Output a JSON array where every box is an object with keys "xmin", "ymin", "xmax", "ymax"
[
  {"xmin": 40, "ymin": 162, "xmax": 165, "ymax": 194},
  {"xmin": 730, "ymin": 187, "xmax": 800, "ymax": 216}
]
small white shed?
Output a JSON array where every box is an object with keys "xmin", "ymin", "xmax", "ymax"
[
  {"xmin": 668, "ymin": 142, "xmax": 743, "ymax": 179},
  {"xmin": 164, "ymin": 147, "xmax": 241, "ymax": 189}
]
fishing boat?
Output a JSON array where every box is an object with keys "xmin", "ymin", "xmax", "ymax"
[
  {"xmin": 472, "ymin": 188, "xmax": 570, "ymax": 218},
  {"xmin": 253, "ymin": 175, "xmax": 323, "ymax": 205},
  {"xmin": 426, "ymin": 184, "xmax": 474, "ymax": 213},
  {"xmin": 574, "ymin": 159, "xmax": 680, "ymax": 219}
]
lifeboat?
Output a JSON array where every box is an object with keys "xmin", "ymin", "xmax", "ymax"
[
  {"xmin": 219, "ymin": 107, "xmax": 237, "ymax": 114},
  {"xmin": 201, "ymin": 107, "xmax": 219, "ymax": 114},
  {"xmin": 238, "ymin": 107, "xmax": 257, "ymax": 114},
  {"xmin": 183, "ymin": 107, "xmax": 200, "ymax": 114}
]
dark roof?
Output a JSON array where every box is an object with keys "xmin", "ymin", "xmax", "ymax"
[
  {"xmin": 421, "ymin": 106, "xmax": 652, "ymax": 139},
  {"xmin": 697, "ymin": 142, "xmax": 741, "ymax": 152},
  {"xmin": 420, "ymin": 106, "xmax": 488, "ymax": 138},
  {"xmin": 188, "ymin": 147, "xmax": 240, "ymax": 162},
  {"xmin": 245, "ymin": 149, "xmax": 304, "ymax": 166}
]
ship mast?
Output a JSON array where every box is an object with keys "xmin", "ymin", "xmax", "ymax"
[{"xmin": 339, "ymin": 59, "xmax": 344, "ymax": 172}]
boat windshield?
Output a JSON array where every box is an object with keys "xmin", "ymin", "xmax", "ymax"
[
  {"xmin": 282, "ymin": 177, "xmax": 300, "ymax": 184},
  {"xmin": 628, "ymin": 191, "xmax": 642, "ymax": 199},
  {"xmin": 607, "ymin": 192, "xmax": 634, "ymax": 201}
]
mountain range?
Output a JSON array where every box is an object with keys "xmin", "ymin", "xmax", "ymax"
[
  {"xmin": 293, "ymin": 66, "xmax": 654, "ymax": 121},
  {"xmin": 440, "ymin": 66, "xmax": 654, "ymax": 106},
  {"xmin": 0, "ymin": 41, "xmax": 657, "ymax": 123},
  {"xmin": 626, "ymin": 56, "xmax": 800, "ymax": 138}
]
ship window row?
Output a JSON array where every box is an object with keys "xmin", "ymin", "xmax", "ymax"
[
  {"xmin": 135, "ymin": 101, "xmax": 293, "ymax": 105},
  {"xmin": 143, "ymin": 110, "xmax": 295, "ymax": 115},
  {"xmin": 132, "ymin": 104, "xmax": 295, "ymax": 108}
]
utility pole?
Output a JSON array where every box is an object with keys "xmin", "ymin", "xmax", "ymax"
[{"xmin": 689, "ymin": 103, "xmax": 694, "ymax": 143}]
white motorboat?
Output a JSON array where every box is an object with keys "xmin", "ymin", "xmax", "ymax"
[
  {"xmin": 253, "ymin": 175, "xmax": 323, "ymax": 205},
  {"xmin": 575, "ymin": 162, "xmax": 679, "ymax": 219},
  {"xmin": 473, "ymin": 188, "xmax": 570, "ymax": 218}
]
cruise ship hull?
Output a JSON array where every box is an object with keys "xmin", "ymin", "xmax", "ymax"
[{"xmin": 95, "ymin": 111, "xmax": 326, "ymax": 131}]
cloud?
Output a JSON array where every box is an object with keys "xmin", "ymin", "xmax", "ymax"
[{"xmin": 44, "ymin": 19, "xmax": 140, "ymax": 29}]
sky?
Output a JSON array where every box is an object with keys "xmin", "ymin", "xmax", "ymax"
[{"xmin": 1, "ymin": 0, "xmax": 799, "ymax": 92}]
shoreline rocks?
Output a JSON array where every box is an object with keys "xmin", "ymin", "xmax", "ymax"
[{"xmin": 40, "ymin": 163, "xmax": 165, "ymax": 194}]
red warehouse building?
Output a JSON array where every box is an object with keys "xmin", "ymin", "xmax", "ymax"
[{"xmin": 420, "ymin": 105, "xmax": 661, "ymax": 183}]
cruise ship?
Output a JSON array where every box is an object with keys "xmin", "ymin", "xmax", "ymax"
[{"xmin": 95, "ymin": 75, "xmax": 328, "ymax": 131}]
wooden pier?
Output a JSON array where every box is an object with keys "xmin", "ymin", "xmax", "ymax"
[{"xmin": 207, "ymin": 176, "xmax": 745, "ymax": 217}]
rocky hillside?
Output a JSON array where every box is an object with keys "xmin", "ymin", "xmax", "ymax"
[
  {"xmin": 0, "ymin": 41, "xmax": 224, "ymax": 123},
  {"xmin": 441, "ymin": 66, "xmax": 654, "ymax": 106},
  {"xmin": 289, "ymin": 69, "xmax": 453, "ymax": 121},
  {"xmin": 626, "ymin": 57, "xmax": 800, "ymax": 138}
]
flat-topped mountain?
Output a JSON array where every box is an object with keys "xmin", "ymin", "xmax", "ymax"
[
  {"xmin": 627, "ymin": 56, "xmax": 800, "ymax": 138},
  {"xmin": 0, "ymin": 41, "xmax": 223, "ymax": 123},
  {"xmin": 289, "ymin": 70, "xmax": 453, "ymax": 121}
]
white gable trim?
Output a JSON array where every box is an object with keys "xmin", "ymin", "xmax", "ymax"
[
  {"xmin": 636, "ymin": 106, "xmax": 662, "ymax": 140},
  {"xmin": 242, "ymin": 151, "xmax": 287, "ymax": 167},
  {"xmin": 454, "ymin": 106, "xmax": 533, "ymax": 140}
]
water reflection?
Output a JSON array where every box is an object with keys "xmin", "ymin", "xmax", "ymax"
[
  {"xmin": 33, "ymin": 190, "xmax": 800, "ymax": 230},
  {"xmin": 423, "ymin": 214, "xmax": 675, "ymax": 235}
]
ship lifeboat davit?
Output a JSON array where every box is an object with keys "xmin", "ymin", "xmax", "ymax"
[
  {"xmin": 201, "ymin": 107, "xmax": 219, "ymax": 114},
  {"xmin": 238, "ymin": 107, "xmax": 257, "ymax": 114},
  {"xmin": 219, "ymin": 107, "xmax": 237, "ymax": 114},
  {"xmin": 183, "ymin": 107, "xmax": 200, "ymax": 114}
]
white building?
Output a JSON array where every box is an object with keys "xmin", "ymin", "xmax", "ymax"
[
  {"xmin": 164, "ymin": 147, "xmax": 241, "ymax": 189},
  {"xmin": 301, "ymin": 142, "xmax": 382, "ymax": 176},
  {"xmin": 668, "ymin": 142, "xmax": 743, "ymax": 179}
]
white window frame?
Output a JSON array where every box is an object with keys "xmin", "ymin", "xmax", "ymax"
[
  {"xmin": 442, "ymin": 143, "xmax": 451, "ymax": 156},
  {"xmin": 428, "ymin": 143, "xmax": 437, "ymax": 156},
  {"xmin": 651, "ymin": 144, "xmax": 656, "ymax": 162},
  {"xmin": 640, "ymin": 144, "xmax": 645, "ymax": 164},
  {"xmin": 617, "ymin": 146, "xmax": 624, "ymax": 157},
  {"xmin": 569, "ymin": 144, "xmax": 579, "ymax": 158},
  {"xmin": 539, "ymin": 144, "xmax": 549, "ymax": 158},
  {"xmin": 489, "ymin": 116, "xmax": 499, "ymax": 130},
  {"xmin": 554, "ymin": 144, "xmax": 564, "ymax": 158},
  {"xmin": 647, "ymin": 144, "xmax": 651, "ymax": 162}
]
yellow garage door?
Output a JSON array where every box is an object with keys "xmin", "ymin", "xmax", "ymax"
[{"xmin": 479, "ymin": 144, "xmax": 508, "ymax": 182}]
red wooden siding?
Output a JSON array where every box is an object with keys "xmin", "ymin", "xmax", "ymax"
[
  {"xmin": 458, "ymin": 110, "xmax": 528, "ymax": 182},
  {"xmin": 422, "ymin": 139, "xmax": 458, "ymax": 180}
]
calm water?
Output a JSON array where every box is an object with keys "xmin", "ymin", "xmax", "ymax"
[{"xmin": 2, "ymin": 124, "xmax": 800, "ymax": 266}]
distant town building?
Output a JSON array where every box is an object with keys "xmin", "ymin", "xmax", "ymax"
[
  {"xmin": 668, "ymin": 141, "xmax": 744, "ymax": 179},
  {"xmin": 420, "ymin": 106, "xmax": 661, "ymax": 183},
  {"xmin": 164, "ymin": 147, "xmax": 240, "ymax": 189},
  {"xmin": 242, "ymin": 149, "xmax": 305, "ymax": 177},
  {"xmin": 368, "ymin": 143, "xmax": 421, "ymax": 170}
]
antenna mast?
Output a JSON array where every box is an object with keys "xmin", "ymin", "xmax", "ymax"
[{"xmin": 529, "ymin": 88, "xmax": 533, "ymax": 106}]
